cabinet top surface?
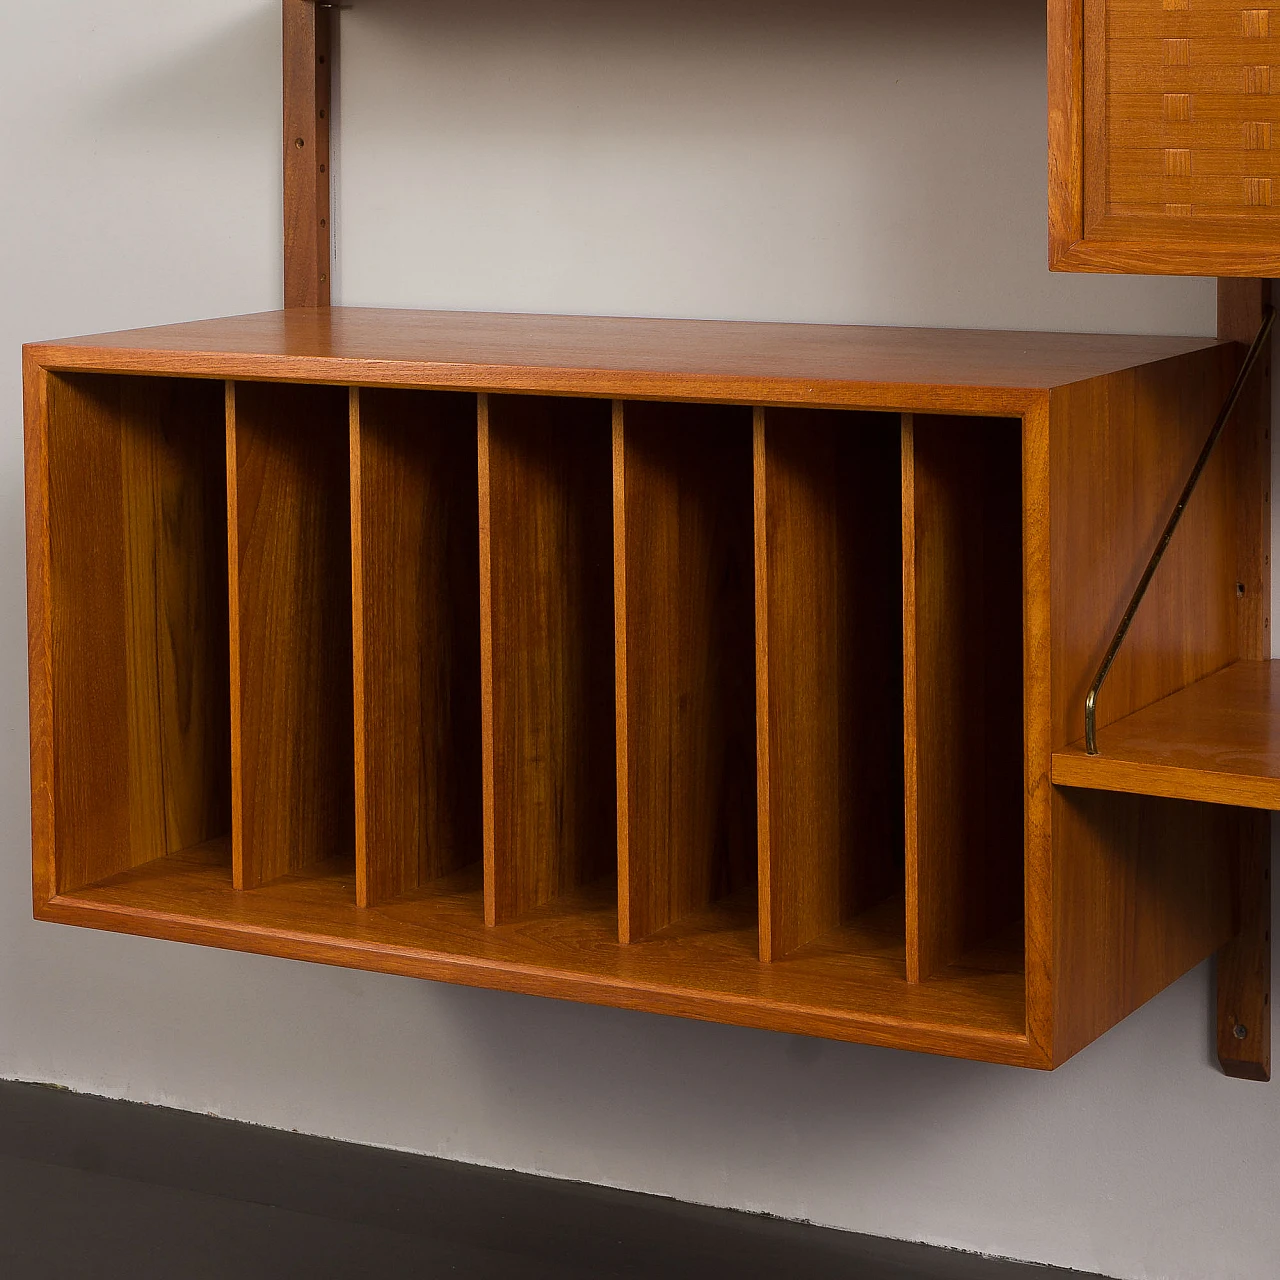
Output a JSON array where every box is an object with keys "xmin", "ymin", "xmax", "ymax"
[{"xmin": 26, "ymin": 307, "xmax": 1224, "ymax": 408}]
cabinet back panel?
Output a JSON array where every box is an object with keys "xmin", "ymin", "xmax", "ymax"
[
  {"xmin": 904, "ymin": 415, "xmax": 1024, "ymax": 982},
  {"xmin": 479, "ymin": 395, "xmax": 616, "ymax": 925},
  {"xmin": 352, "ymin": 389, "xmax": 482, "ymax": 908},
  {"xmin": 754, "ymin": 408, "xmax": 904, "ymax": 962},
  {"xmin": 227, "ymin": 381, "xmax": 354, "ymax": 890},
  {"xmin": 615, "ymin": 401, "xmax": 756, "ymax": 945}
]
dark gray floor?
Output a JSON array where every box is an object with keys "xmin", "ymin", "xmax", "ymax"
[{"xmin": 0, "ymin": 1080, "xmax": 1107, "ymax": 1279}]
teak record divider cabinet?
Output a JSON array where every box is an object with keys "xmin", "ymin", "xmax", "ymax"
[
  {"xmin": 19, "ymin": 0, "xmax": 1278, "ymax": 1075},
  {"xmin": 22, "ymin": 314, "xmax": 1261, "ymax": 1070}
]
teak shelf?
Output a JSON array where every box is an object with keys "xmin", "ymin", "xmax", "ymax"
[
  {"xmin": 21, "ymin": 0, "xmax": 1276, "ymax": 1077},
  {"xmin": 21, "ymin": 308, "xmax": 1268, "ymax": 1070}
]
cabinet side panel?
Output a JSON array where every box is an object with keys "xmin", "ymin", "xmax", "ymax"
[
  {"xmin": 1049, "ymin": 347, "xmax": 1241, "ymax": 1061},
  {"xmin": 1051, "ymin": 347, "xmax": 1243, "ymax": 745},
  {"xmin": 229, "ymin": 382, "xmax": 354, "ymax": 888},
  {"xmin": 48, "ymin": 374, "xmax": 134, "ymax": 890},
  {"xmin": 481, "ymin": 395, "xmax": 615, "ymax": 924},
  {"xmin": 124, "ymin": 380, "xmax": 231, "ymax": 859},
  {"xmin": 756, "ymin": 408, "xmax": 903, "ymax": 961},
  {"xmin": 352, "ymin": 388, "xmax": 482, "ymax": 907},
  {"xmin": 25, "ymin": 356, "xmax": 55, "ymax": 905}
]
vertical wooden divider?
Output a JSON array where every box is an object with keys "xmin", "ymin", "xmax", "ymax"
[
  {"xmin": 351, "ymin": 388, "xmax": 482, "ymax": 909},
  {"xmin": 479, "ymin": 394, "xmax": 615, "ymax": 926},
  {"xmin": 615, "ymin": 400, "xmax": 756, "ymax": 944},
  {"xmin": 903, "ymin": 414, "xmax": 1024, "ymax": 982},
  {"xmin": 755, "ymin": 407, "xmax": 903, "ymax": 962},
  {"xmin": 227, "ymin": 381, "xmax": 354, "ymax": 891},
  {"xmin": 46, "ymin": 374, "xmax": 230, "ymax": 894}
]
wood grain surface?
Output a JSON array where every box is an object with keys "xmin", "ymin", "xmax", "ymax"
[
  {"xmin": 45, "ymin": 841, "xmax": 1035, "ymax": 1066},
  {"xmin": 44, "ymin": 374, "xmax": 229, "ymax": 895},
  {"xmin": 1215, "ymin": 277, "xmax": 1272, "ymax": 1081},
  {"xmin": 903, "ymin": 415, "xmax": 1024, "ymax": 983},
  {"xmin": 480, "ymin": 395, "xmax": 615, "ymax": 925},
  {"xmin": 615, "ymin": 401, "xmax": 756, "ymax": 944},
  {"xmin": 1050, "ymin": 0, "xmax": 1280, "ymax": 273},
  {"xmin": 754, "ymin": 408, "xmax": 904, "ymax": 962},
  {"xmin": 227, "ymin": 381, "xmax": 354, "ymax": 890},
  {"xmin": 351, "ymin": 389, "xmax": 482, "ymax": 908},
  {"xmin": 1045, "ymin": 345, "xmax": 1242, "ymax": 1062},
  {"xmin": 25, "ymin": 309, "xmax": 1222, "ymax": 410},
  {"xmin": 1054, "ymin": 661, "xmax": 1280, "ymax": 807},
  {"xmin": 1218, "ymin": 808, "xmax": 1273, "ymax": 1080},
  {"xmin": 283, "ymin": 0, "xmax": 331, "ymax": 308}
]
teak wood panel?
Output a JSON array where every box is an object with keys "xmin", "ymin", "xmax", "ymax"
[
  {"xmin": 227, "ymin": 381, "xmax": 355, "ymax": 889},
  {"xmin": 1049, "ymin": 345, "xmax": 1246, "ymax": 747},
  {"xmin": 479, "ymin": 395, "xmax": 615, "ymax": 925},
  {"xmin": 754, "ymin": 408, "xmax": 904, "ymax": 962},
  {"xmin": 282, "ymin": 0, "xmax": 331, "ymax": 307},
  {"xmin": 902, "ymin": 416, "xmax": 1024, "ymax": 983},
  {"xmin": 1044, "ymin": 345, "xmax": 1243, "ymax": 1061},
  {"xmin": 42, "ymin": 374, "xmax": 230, "ymax": 895},
  {"xmin": 1054, "ymin": 661, "xmax": 1280, "ymax": 808},
  {"xmin": 1215, "ymin": 276, "xmax": 1272, "ymax": 1083},
  {"xmin": 615, "ymin": 401, "xmax": 756, "ymax": 944},
  {"xmin": 351, "ymin": 389, "xmax": 482, "ymax": 908},
  {"xmin": 1218, "ymin": 807, "xmax": 1272, "ymax": 1079},
  {"xmin": 46, "ymin": 842, "xmax": 1033, "ymax": 1065},
  {"xmin": 25, "ymin": 309, "xmax": 1225, "ymax": 407},
  {"xmin": 1051, "ymin": 0, "xmax": 1280, "ymax": 272}
]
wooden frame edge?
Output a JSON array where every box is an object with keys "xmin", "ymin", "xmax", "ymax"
[
  {"xmin": 223, "ymin": 381, "xmax": 250, "ymax": 892},
  {"xmin": 1047, "ymin": 0, "xmax": 1084, "ymax": 269},
  {"xmin": 1023, "ymin": 394, "xmax": 1056, "ymax": 1066},
  {"xmin": 613, "ymin": 400, "xmax": 635, "ymax": 945},
  {"xmin": 1053, "ymin": 238, "xmax": 1280, "ymax": 277},
  {"xmin": 23, "ymin": 350, "xmax": 56, "ymax": 909},
  {"xmin": 33, "ymin": 891, "xmax": 1045, "ymax": 1068},
  {"xmin": 348, "ymin": 386, "xmax": 371, "ymax": 908}
]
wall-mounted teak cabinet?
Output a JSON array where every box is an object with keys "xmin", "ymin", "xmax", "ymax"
[
  {"xmin": 21, "ymin": 308, "xmax": 1271, "ymax": 1069},
  {"xmin": 1051, "ymin": 0, "xmax": 1280, "ymax": 273}
]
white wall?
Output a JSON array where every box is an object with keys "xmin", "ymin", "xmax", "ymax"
[{"xmin": 1, "ymin": 3, "xmax": 1273, "ymax": 1278}]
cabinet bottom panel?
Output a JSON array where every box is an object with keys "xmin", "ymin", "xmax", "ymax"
[{"xmin": 40, "ymin": 841, "xmax": 1035, "ymax": 1067}]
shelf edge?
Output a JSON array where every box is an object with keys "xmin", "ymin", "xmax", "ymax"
[{"xmin": 1052, "ymin": 749, "xmax": 1280, "ymax": 811}]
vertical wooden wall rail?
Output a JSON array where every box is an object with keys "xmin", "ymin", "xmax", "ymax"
[
  {"xmin": 1216, "ymin": 279, "xmax": 1273, "ymax": 1081},
  {"xmin": 283, "ymin": 0, "xmax": 333, "ymax": 308}
]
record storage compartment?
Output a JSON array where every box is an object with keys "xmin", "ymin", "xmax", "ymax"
[{"xmin": 25, "ymin": 308, "xmax": 1258, "ymax": 1069}]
